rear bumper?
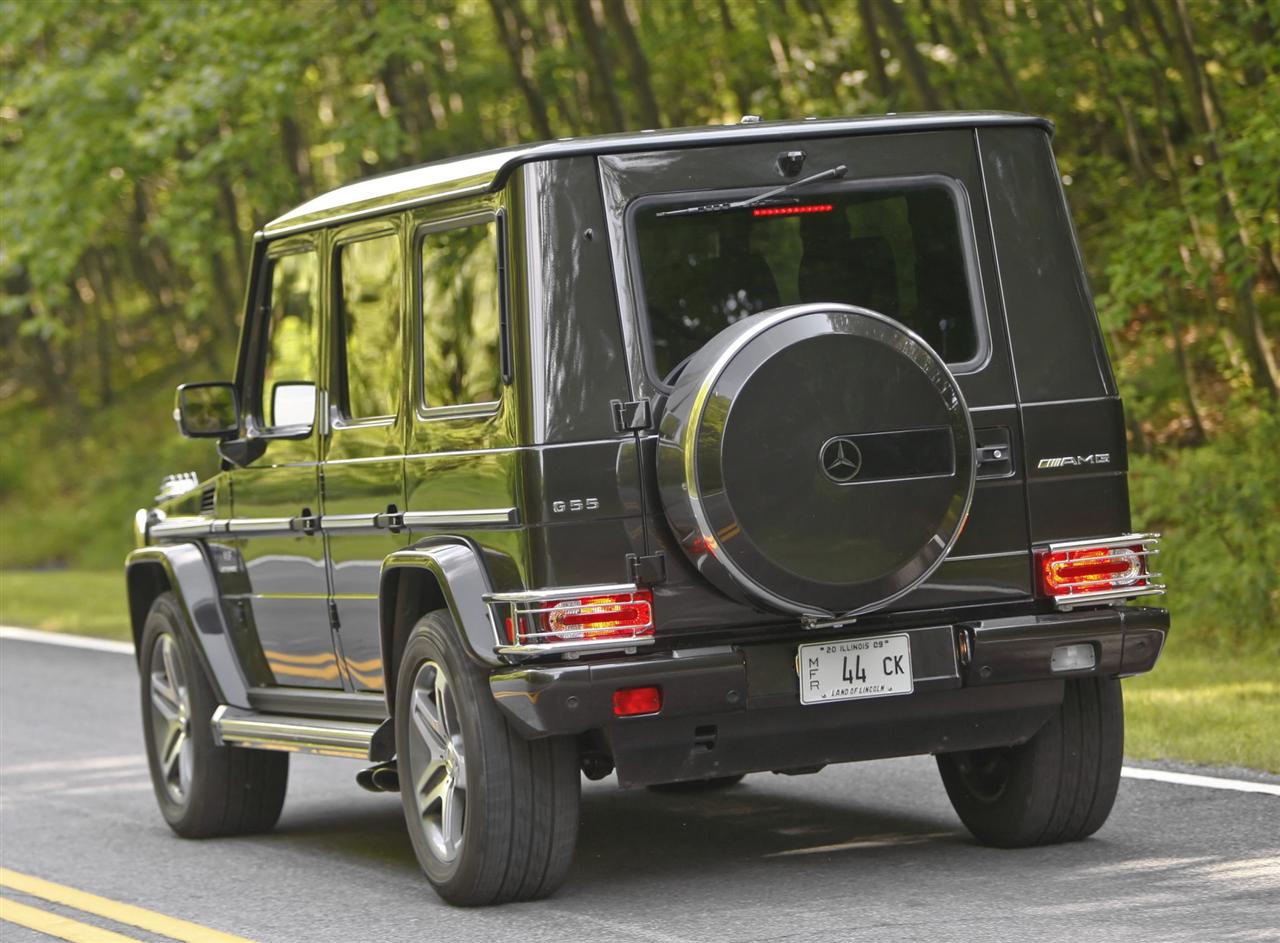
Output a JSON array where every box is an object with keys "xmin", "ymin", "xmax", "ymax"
[{"xmin": 490, "ymin": 604, "xmax": 1168, "ymax": 786}]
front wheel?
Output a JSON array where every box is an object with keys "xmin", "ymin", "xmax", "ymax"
[
  {"xmin": 139, "ymin": 592, "xmax": 288, "ymax": 838},
  {"xmin": 396, "ymin": 610, "xmax": 580, "ymax": 906},
  {"xmin": 936, "ymin": 677, "xmax": 1123, "ymax": 848}
]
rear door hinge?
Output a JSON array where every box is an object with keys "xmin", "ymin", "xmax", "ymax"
[
  {"xmin": 612, "ymin": 398, "xmax": 652, "ymax": 433},
  {"xmin": 627, "ymin": 552, "xmax": 667, "ymax": 585},
  {"xmin": 328, "ymin": 598, "xmax": 340, "ymax": 631}
]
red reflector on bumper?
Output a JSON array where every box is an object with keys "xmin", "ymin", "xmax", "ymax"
[{"xmin": 613, "ymin": 686, "xmax": 662, "ymax": 717}]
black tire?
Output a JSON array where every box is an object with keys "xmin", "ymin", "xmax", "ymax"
[
  {"xmin": 936, "ymin": 677, "xmax": 1123, "ymax": 848},
  {"xmin": 396, "ymin": 610, "xmax": 580, "ymax": 906},
  {"xmin": 648, "ymin": 774, "xmax": 746, "ymax": 793},
  {"xmin": 139, "ymin": 592, "xmax": 288, "ymax": 838}
]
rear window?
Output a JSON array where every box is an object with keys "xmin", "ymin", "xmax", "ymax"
[{"xmin": 634, "ymin": 182, "xmax": 980, "ymax": 380}]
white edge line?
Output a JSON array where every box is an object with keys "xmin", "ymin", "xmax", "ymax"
[
  {"xmin": 1121, "ymin": 766, "xmax": 1280, "ymax": 796},
  {"xmin": 0, "ymin": 625, "xmax": 134, "ymax": 655}
]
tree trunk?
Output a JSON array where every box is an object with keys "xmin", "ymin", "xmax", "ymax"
[
  {"xmin": 960, "ymin": 0, "xmax": 1023, "ymax": 108},
  {"xmin": 1165, "ymin": 287, "xmax": 1208, "ymax": 444},
  {"xmin": 874, "ymin": 0, "xmax": 942, "ymax": 109},
  {"xmin": 571, "ymin": 0, "xmax": 627, "ymax": 131},
  {"xmin": 489, "ymin": 0, "xmax": 555, "ymax": 139},
  {"xmin": 602, "ymin": 0, "xmax": 661, "ymax": 129},
  {"xmin": 856, "ymin": 0, "xmax": 894, "ymax": 104}
]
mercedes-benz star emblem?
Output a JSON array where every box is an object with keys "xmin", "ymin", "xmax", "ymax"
[{"xmin": 820, "ymin": 436, "xmax": 863, "ymax": 484}]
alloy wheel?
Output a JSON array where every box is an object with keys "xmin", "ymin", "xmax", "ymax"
[
  {"xmin": 406, "ymin": 659, "xmax": 467, "ymax": 863},
  {"xmin": 148, "ymin": 633, "xmax": 193, "ymax": 803}
]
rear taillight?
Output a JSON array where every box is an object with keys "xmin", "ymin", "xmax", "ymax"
[
  {"xmin": 488, "ymin": 585, "xmax": 656, "ymax": 655},
  {"xmin": 542, "ymin": 592, "xmax": 654, "ymax": 643},
  {"xmin": 1035, "ymin": 534, "xmax": 1164, "ymax": 608}
]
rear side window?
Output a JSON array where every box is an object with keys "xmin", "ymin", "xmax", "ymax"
[
  {"xmin": 336, "ymin": 232, "xmax": 402, "ymax": 420},
  {"xmin": 260, "ymin": 249, "xmax": 320, "ymax": 429},
  {"xmin": 419, "ymin": 222, "xmax": 502, "ymax": 409},
  {"xmin": 634, "ymin": 183, "xmax": 979, "ymax": 379}
]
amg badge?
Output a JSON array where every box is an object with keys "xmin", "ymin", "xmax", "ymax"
[{"xmin": 1037, "ymin": 453, "xmax": 1111, "ymax": 469}]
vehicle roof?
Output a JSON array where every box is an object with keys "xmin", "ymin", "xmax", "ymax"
[{"xmin": 261, "ymin": 111, "xmax": 1052, "ymax": 238}]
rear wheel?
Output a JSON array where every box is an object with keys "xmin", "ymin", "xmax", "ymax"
[
  {"xmin": 648, "ymin": 774, "xmax": 745, "ymax": 794},
  {"xmin": 936, "ymin": 677, "xmax": 1123, "ymax": 848},
  {"xmin": 139, "ymin": 592, "xmax": 288, "ymax": 838},
  {"xmin": 396, "ymin": 610, "xmax": 580, "ymax": 906}
]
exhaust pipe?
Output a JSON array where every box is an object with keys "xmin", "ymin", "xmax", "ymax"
[{"xmin": 356, "ymin": 759, "xmax": 400, "ymax": 793}]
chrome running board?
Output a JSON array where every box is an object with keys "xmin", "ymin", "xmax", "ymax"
[{"xmin": 211, "ymin": 705, "xmax": 377, "ymax": 760}]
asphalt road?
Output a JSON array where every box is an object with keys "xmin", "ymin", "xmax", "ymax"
[{"xmin": 1, "ymin": 635, "xmax": 1277, "ymax": 943}]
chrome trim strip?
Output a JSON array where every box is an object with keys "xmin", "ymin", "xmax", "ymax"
[
  {"xmin": 211, "ymin": 705, "xmax": 376, "ymax": 759},
  {"xmin": 319, "ymin": 513, "xmax": 380, "ymax": 531},
  {"xmin": 225, "ymin": 517, "xmax": 296, "ymax": 534},
  {"xmin": 484, "ymin": 582, "xmax": 638, "ymax": 604},
  {"xmin": 149, "ymin": 518, "xmax": 213, "ymax": 538},
  {"xmin": 495, "ymin": 636, "xmax": 656, "ymax": 657},
  {"xmin": 1055, "ymin": 585, "xmax": 1167, "ymax": 609},
  {"xmin": 1046, "ymin": 532, "xmax": 1160, "ymax": 552},
  {"xmin": 402, "ymin": 507, "xmax": 519, "ymax": 527}
]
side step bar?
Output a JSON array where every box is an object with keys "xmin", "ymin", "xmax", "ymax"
[{"xmin": 211, "ymin": 705, "xmax": 378, "ymax": 760}]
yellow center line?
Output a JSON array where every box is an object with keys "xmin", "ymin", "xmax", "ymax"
[
  {"xmin": 0, "ymin": 896, "xmax": 143, "ymax": 943},
  {"xmin": 0, "ymin": 869, "xmax": 258, "ymax": 943}
]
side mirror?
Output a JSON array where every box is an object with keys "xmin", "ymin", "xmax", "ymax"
[
  {"xmin": 270, "ymin": 380, "xmax": 317, "ymax": 428},
  {"xmin": 174, "ymin": 382, "xmax": 239, "ymax": 439}
]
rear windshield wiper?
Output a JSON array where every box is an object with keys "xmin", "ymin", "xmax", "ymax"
[{"xmin": 655, "ymin": 164, "xmax": 848, "ymax": 218}]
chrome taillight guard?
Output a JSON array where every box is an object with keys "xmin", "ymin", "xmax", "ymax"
[
  {"xmin": 1041, "ymin": 532, "xmax": 1166, "ymax": 610},
  {"xmin": 483, "ymin": 582, "xmax": 656, "ymax": 658}
]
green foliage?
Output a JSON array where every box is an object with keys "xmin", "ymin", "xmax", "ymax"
[
  {"xmin": 1, "ymin": 0, "xmax": 1277, "ymax": 652},
  {"xmin": 1130, "ymin": 411, "xmax": 1280, "ymax": 648}
]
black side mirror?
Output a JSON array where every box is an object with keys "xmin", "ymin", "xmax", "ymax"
[{"xmin": 174, "ymin": 382, "xmax": 239, "ymax": 439}]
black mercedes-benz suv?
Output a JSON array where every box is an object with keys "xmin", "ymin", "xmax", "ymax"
[{"xmin": 127, "ymin": 112, "xmax": 1169, "ymax": 906}]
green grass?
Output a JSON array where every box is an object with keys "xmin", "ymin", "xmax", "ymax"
[
  {"xmin": 2, "ymin": 568, "xmax": 1275, "ymax": 772},
  {"xmin": 0, "ymin": 569, "xmax": 130, "ymax": 641},
  {"xmin": 1123, "ymin": 639, "xmax": 1279, "ymax": 774}
]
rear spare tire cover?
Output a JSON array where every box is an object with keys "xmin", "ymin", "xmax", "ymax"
[{"xmin": 657, "ymin": 304, "xmax": 975, "ymax": 617}]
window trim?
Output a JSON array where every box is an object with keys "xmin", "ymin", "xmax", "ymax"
[
  {"xmin": 247, "ymin": 241, "xmax": 322, "ymax": 438},
  {"xmin": 413, "ymin": 210, "xmax": 510, "ymax": 421},
  {"xmin": 330, "ymin": 223, "xmax": 403, "ymax": 429},
  {"xmin": 623, "ymin": 173, "xmax": 993, "ymax": 392}
]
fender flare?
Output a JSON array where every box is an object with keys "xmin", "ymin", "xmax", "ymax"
[
  {"xmin": 125, "ymin": 544, "xmax": 251, "ymax": 709},
  {"xmin": 379, "ymin": 540, "xmax": 503, "ymax": 710}
]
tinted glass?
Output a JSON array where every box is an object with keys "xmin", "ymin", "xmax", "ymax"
[
  {"xmin": 635, "ymin": 185, "xmax": 978, "ymax": 379},
  {"xmin": 420, "ymin": 222, "xmax": 501, "ymax": 408},
  {"xmin": 337, "ymin": 232, "xmax": 402, "ymax": 419},
  {"xmin": 261, "ymin": 250, "xmax": 319, "ymax": 428}
]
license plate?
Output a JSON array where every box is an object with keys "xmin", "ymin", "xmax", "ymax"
[{"xmin": 797, "ymin": 633, "xmax": 913, "ymax": 705}]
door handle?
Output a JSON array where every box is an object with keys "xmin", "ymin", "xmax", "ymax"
[
  {"xmin": 292, "ymin": 507, "xmax": 320, "ymax": 536},
  {"xmin": 374, "ymin": 503, "xmax": 404, "ymax": 533}
]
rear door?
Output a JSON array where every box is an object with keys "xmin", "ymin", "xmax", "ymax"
[
  {"xmin": 320, "ymin": 219, "xmax": 409, "ymax": 693},
  {"xmin": 598, "ymin": 129, "xmax": 1033, "ymax": 630}
]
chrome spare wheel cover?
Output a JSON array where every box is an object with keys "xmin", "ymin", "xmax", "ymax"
[
  {"xmin": 407, "ymin": 660, "xmax": 467, "ymax": 863},
  {"xmin": 148, "ymin": 633, "xmax": 194, "ymax": 803}
]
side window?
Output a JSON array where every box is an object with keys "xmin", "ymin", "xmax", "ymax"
[
  {"xmin": 336, "ymin": 232, "xmax": 402, "ymax": 421},
  {"xmin": 420, "ymin": 222, "xmax": 502, "ymax": 409},
  {"xmin": 260, "ymin": 249, "xmax": 320, "ymax": 430}
]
